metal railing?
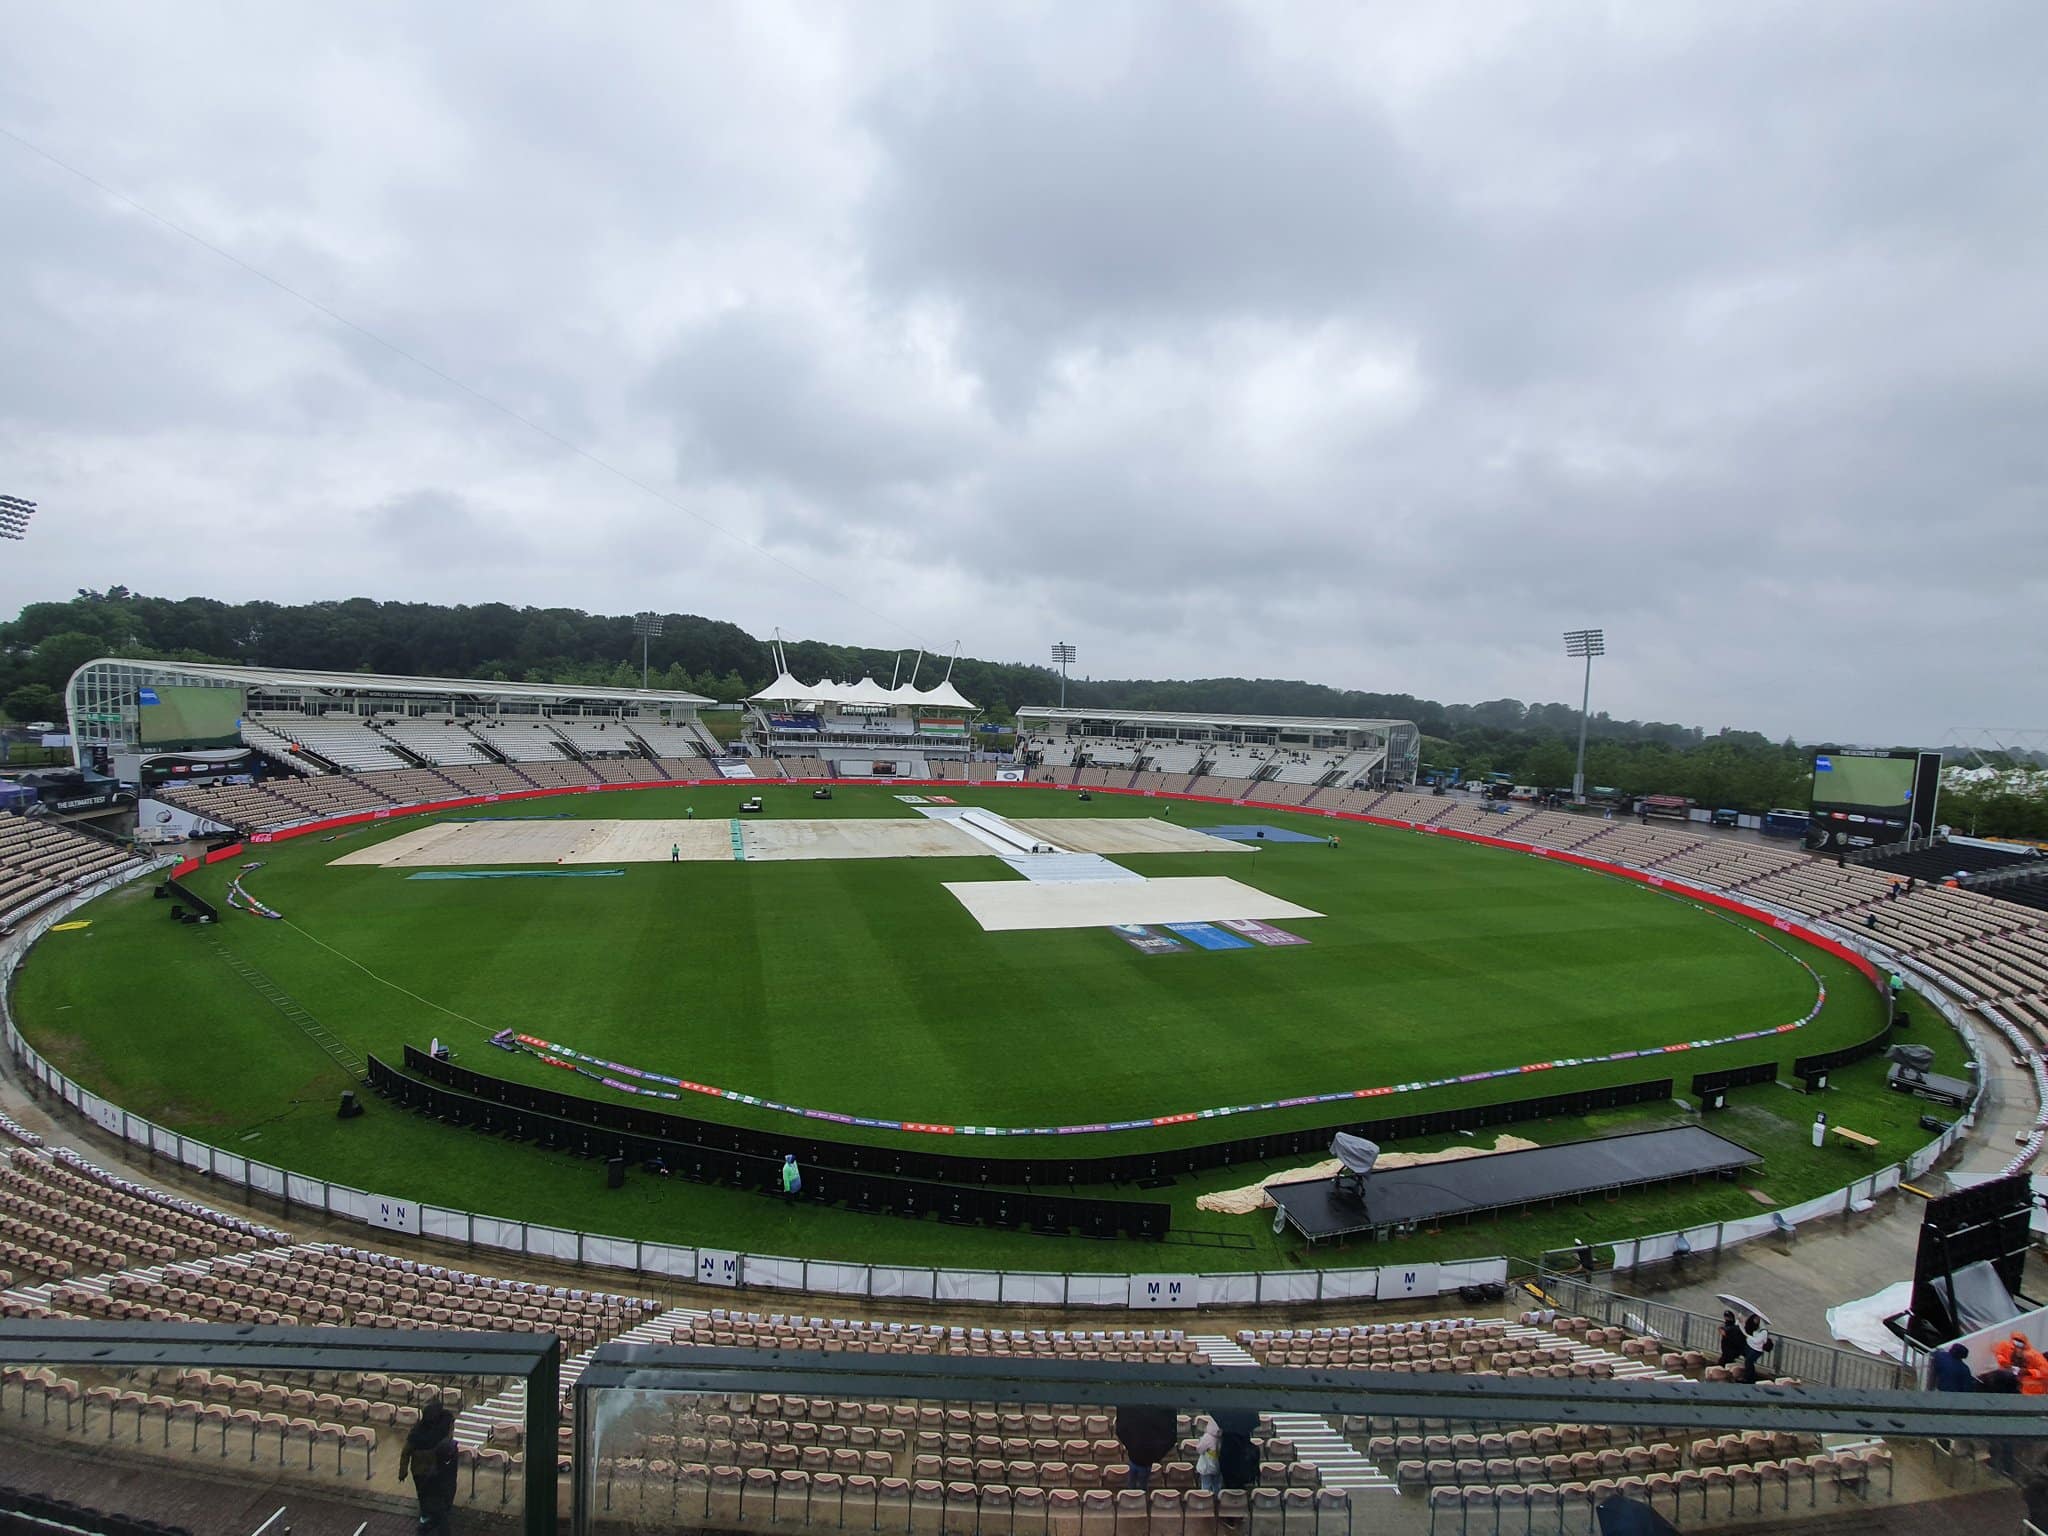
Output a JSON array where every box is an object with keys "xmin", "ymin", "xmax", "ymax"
[{"xmin": 1526, "ymin": 1268, "xmax": 1916, "ymax": 1391}]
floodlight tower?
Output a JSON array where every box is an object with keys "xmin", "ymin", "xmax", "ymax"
[
  {"xmin": 1563, "ymin": 628, "xmax": 1606, "ymax": 803},
  {"xmin": 0, "ymin": 495, "xmax": 37, "ymax": 540},
  {"xmin": 1051, "ymin": 642, "xmax": 1076, "ymax": 709},
  {"xmin": 633, "ymin": 612, "xmax": 665, "ymax": 690}
]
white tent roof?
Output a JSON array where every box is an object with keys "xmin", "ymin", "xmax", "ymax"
[
  {"xmin": 748, "ymin": 672, "xmax": 818, "ymax": 703},
  {"xmin": 910, "ymin": 679, "xmax": 976, "ymax": 710},
  {"xmin": 843, "ymin": 676, "xmax": 897, "ymax": 705},
  {"xmin": 748, "ymin": 672, "xmax": 977, "ymax": 711}
]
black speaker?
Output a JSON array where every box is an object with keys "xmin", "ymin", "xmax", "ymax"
[
  {"xmin": 337, "ymin": 1091, "xmax": 363, "ymax": 1120},
  {"xmin": 606, "ymin": 1156, "xmax": 626, "ymax": 1189}
]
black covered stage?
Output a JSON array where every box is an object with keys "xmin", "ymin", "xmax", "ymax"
[{"xmin": 1266, "ymin": 1125, "xmax": 1762, "ymax": 1243}]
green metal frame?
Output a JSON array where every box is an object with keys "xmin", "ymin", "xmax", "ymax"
[{"xmin": 0, "ymin": 1320, "xmax": 561, "ymax": 1536}]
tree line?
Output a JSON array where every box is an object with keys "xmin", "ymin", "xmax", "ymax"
[{"xmin": 4, "ymin": 587, "xmax": 2027, "ymax": 829}]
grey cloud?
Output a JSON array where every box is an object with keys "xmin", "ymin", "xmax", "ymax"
[{"xmin": 0, "ymin": 1, "xmax": 2042, "ymax": 744}]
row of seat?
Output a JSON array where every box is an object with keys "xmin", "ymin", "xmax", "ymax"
[
  {"xmin": 1418, "ymin": 1449, "xmax": 1890, "ymax": 1533},
  {"xmin": 589, "ymin": 1465, "xmax": 1354, "ymax": 1535}
]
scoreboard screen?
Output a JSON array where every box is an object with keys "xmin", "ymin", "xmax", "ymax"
[{"xmin": 1807, "ymin": 751, "xmax": 1941, "ymax": 849}]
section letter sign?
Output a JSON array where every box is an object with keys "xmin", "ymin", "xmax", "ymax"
[
  {"xmin": 1384, "ymin": 1263, "xmax": 1439, "ymax": 1299},
  {"xmin": 367, "ymin": 1195, "xmax": 423, "ymax": 1235},
  {"xmin": 1128, "ymin": 1273, "xmax": 1198, "ymax": 1309},
  {"xmin": 698, "ymin": 1249, "xmax": 740, "ymax": 1288}
]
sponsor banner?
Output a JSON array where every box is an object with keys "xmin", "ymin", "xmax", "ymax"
[
  {"xmin": 996, "ymin": 770, "xmax": 1024, "ymax": 782},
  {"xmin": 893, "ymin": 794, "xmax": 929, "ymax": 804},
  {"xmin": 1111, "ymin": 923, "xmax": 1184, "ymax": 956},
  {"xmin": 1163, "ymin": 921, "xmax": 1255, "ymax": 952},
  {"xmin": 1221, "ymin": 917, "xmax": 1311, "ymax": 947},
  {"xmin": 926, "ymin": 795, "xmax": 957, "ymax": 804}
]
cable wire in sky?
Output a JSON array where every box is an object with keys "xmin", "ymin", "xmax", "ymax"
[{"xmin": 0, "ymin": 122, "xmax": 930, "ymax": 650}]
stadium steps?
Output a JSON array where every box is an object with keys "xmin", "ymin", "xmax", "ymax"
[
  {"xmin": 1189, "ymin": 1334, "xmax": 1395, "ymax": 1495},
  {"xmin": 1501, "ymin": 1320, "xmax": 1675, "ymax": 1382},
  {"xmin": 455, "ymin": 1303, "xmax": 707, "ymax": 1449}
]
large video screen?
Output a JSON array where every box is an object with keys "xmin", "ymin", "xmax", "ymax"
[
  {"xmin": 1809, "ymin": 753, "xmax": 1916, "ymax": 813},
  {"xmin": 138, "ymin": 684, "xmax": 246, "ymax": 749}
]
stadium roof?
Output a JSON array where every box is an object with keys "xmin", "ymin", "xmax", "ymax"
[
  {"xmin": 73, "ymin": 658, "xmax": 714, "ymax": 707},
  {"xmin": 749, "ymin": 673, "xmax": 977, "ymax": 710},
  {"xmin": 1016, "ymin": 705, "xmax": 1414, "ymax": 732}
]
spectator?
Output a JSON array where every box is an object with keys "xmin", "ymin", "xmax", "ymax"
[
  {"xmin": 1573, "ymin": 1237, "xmax": 1597, "ymax": 1273},
  {"xmin": 1741, "ymin": 1315, "xmax": 1772, "ymax": 1381},
  {"xmin": 1114, "ymin": 1403, "xmax": 1177, "ymax": 1491},
  {"xmin": 399, "ymin": 1401, "xmax": 460, "ymax": 1534},
  {"xmin": 780, "ymin": 1154, "xmax": 802, "ymax": 1200},
  {"xmin": 1213, "ymin": 1406, "xmax": 1261, "ymax": 1495},
  {"xmin": 1717, "ymin": 1311, "xmax": 1745, "ymax": 1369},
  {"xmin": 1194, "ymin": 1414, "xmax": 1223, "ymax": 1494},
  {"xmin": 1930, "ymin": 1342, "xmax": 1977, "ymax": 1392}
]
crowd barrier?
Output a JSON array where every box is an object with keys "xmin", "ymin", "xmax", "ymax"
[
  {"xmin": 401, "ymin": 1042, "xmax": 1679, "ymax": 1186},
  {"xmin": 369, "ymin": 1053, "xmax": 1174, "ymax": 1242}
]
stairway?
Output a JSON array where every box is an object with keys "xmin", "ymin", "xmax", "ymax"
[
  {"xmin": 455, "ymin": 1304, "xmax": 706, "ymax": 1449},
  {"xmin": 1188, "ymin": 1334, "xmax": 1395, "ymax": 1496},
  {"xmin": 1502, "ymin": 1319, "xmax": 1677, "ymax": 1382}
]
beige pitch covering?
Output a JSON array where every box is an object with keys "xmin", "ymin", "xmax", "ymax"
[
  {"xmin": 942, "ymin": 875, "xmax": 1322, "ymax": 933},
  {"xmin": 1001, "ymin": 817, "xmax": 1251, "ymax": 857},
  {"xmin": 1197, "ymin": 1135, "xmax": 1542, "ymax": 1215},
  {"xmin": 330, "ymin": 817, "xmax": 992, "ymax": 868}
]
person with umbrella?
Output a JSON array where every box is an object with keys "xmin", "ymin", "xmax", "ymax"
[{"xmin": 1113, "ymin": 1403, "xmax": 1177, "ymax": 1491}]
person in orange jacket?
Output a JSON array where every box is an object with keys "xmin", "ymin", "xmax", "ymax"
[{"xmin": 1993, "ymin": 1333, "xmax": 2048, "ymax": 1394}]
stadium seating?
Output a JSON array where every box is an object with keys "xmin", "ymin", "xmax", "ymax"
[
  {"xmin": 0, "ymin": 819, "xmax": 142, "ymax": 921},
  {"xmin": 375, "ymin": 718, "xmax": 498, "ymax": 766},
  {"xmin": 627, "ymin": 721, "xmax": 714, "ymax": 759},
  {"xmin": 243, "ymin": 714, "xmax": 410, "ymax": 772},
  {"xmin": 1862, "ymin": 838, "xmax": 2037, "ymax": 883},
  {"xmin": 552, "ymin": 718, "xmax": 642, "ymax": 757},
  {"xmin": 470, "ymin": 719, "xmax": 577, "ymax": 763}
]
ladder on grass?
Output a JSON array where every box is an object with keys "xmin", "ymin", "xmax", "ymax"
[{"xmin": 210, "ymin": 939, "xmax": 366, "ymax": 1080}]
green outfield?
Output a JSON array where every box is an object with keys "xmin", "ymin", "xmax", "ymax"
[{"xmin": 11, "ymin": 784, "xmax": 1951, "ymax": 1271}]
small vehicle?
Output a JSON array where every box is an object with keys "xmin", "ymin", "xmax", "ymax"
[
  {"xmin": 739, "ymin": 796, "xmax": 765, "ymax": 813},
  {"xmin": 1710, "ymin": 808, "xmax": 1740, "ymax": 828}
]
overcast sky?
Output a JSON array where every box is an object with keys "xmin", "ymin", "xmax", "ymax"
[{"xmin": 2, "ymin": 3, "xmax": 2041, "ymax": 741}]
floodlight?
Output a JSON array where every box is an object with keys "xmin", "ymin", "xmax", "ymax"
[{"xmin": 1563, "ymin": 628, "xmax": 1607, "ymax": 802}]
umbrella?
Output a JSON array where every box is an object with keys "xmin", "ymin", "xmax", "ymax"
[{"xmin": 1716, "ymin": 1294, "xmax": 1771, "ymax": 1327}]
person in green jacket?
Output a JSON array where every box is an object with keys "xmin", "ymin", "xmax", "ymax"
[{"xmin": 781, "ymin": 1154, "xmax": 802, "ymax": 1199}]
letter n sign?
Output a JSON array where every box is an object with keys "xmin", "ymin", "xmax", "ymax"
[
  {"xmin": 1129, "ymin": 1273, "xmax": 1197, "ymax": 1309},
  {"xmin": 367, "ymin": 1195, "xmax": 422, "ymax": 1235}
]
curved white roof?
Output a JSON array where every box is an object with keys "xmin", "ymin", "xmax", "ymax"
[
  {"xmin": 748, "ymin": 672, "xmax": 977, "ymax": 711},
  {"xmin": 910, "ymin": 679, "xmax": 976, "ymax": 711}
]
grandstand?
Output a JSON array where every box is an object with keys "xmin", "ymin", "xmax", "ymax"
[
  {"xmin": 60, "ymin": 658, "xmax": 722, "ymax": 834},
  {"xmin": 0, "ymin": 816, "xmax": 147, "ymax": 927},
  {"xmin": 1015, "ymin": 707, "xmax": 1421, "ymax": 789},
  {"xmin": 64, "ymin": 659, "xmax": 717, "ymax": 781},
  {"xmin": 6, "ymin": 681, "xmax": 2047, "ymax": 1529},
  {"xmin": 746, "ymin": 668, "xmax": 979, "ymax": 776}
]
